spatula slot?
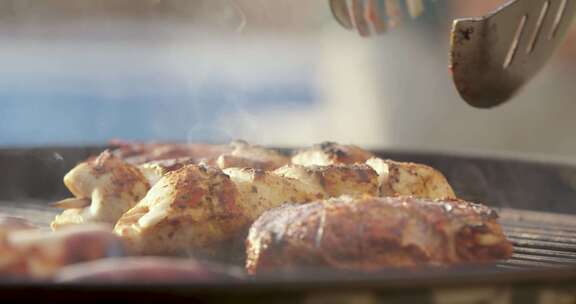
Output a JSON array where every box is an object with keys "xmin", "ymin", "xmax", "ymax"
[
  {"xmin": 550, "ymin": 0, "xmax": 568, "ymax": 39},
  {"xmin": 527, "ymin": 1, "xmax": 550, "ymax": 54},
  {"xmin": 504, "ymin": 15, "xmax": 528, "ymax": 69}
]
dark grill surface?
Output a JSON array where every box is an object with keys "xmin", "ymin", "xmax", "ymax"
[
  {"xmin": 498, "ymin": 208, "xmax": 576, "ymax": 270},
  {"xmin": 2, "ymin": 200, "xmax": 576, "ymax": 273}
]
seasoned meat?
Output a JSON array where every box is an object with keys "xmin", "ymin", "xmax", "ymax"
[
  {"xmin": 114, "ymin": 164, "xmax": 382, "ymax": 256},
  {"xmin": 223, "ymin": 167, "xmax": 325, "ymax": 222},
  {"xmin": 273, "ymin": 164, "xmax": 379, "ymax": 198},
  {"xmin": 53, "ymin": 141, "xmax": 458, "ymax": 257},
  {"xmin": 292, "ymin": 142, "xmax": 454, "ymax": 199},
  {"xmin": 137, "ymin": 157, "xmax": 198, "ymax": 186},
  {"xmin": 51, "ymin": 151, "xmax": 150, "ymax": 230},
  {"xmin": 246, "ymin": 196, "xmax": 512, "ymax": 274},
  {"xmin": 111, "ymin": 139, "xmax": 289, "ymax": 171},
  {"xmin": 216, "ymin": 140, "xmax": 290, "ymax": 171},
  {"xmin": 291, "ymin": 142, "xmax": 374, "ymax": 166},
  {"xmin": 114, "ymin": 165, "xmax": 248, "ymax": 256},
  {"xmin": 0, "ymin": 224, "xmax": 123, "ymax": 280},
  {"xmin": 366, "ymin": 158, "xmax": 455, "ymax": 199},
  {"xmin": 110, "ymin": 140, "xmax": 231, "ymax": 165}
]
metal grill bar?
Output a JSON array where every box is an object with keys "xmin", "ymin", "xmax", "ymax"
[{"xmin": 498, "ymin": 208, "xmax": 576, "ymax": 270}]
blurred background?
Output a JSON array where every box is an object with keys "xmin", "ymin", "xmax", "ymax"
[{"xmin": 0, "ymin": 0, "xmax": 575, "ymax": 158}]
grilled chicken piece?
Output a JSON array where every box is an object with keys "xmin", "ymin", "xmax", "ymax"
[
  {"xmin": 0, "ymin": 224, "xmax": 123, "ymax": 280},
  {"xmin": 114, "ymin": 164, "xmax": 381, "ymax": 256},
  {"xmin": 291, "ymin": 142, "xmax": 375, "ymax": 166},
  {"xmin": 111, "ymin": 139, "xmax": 289, "ymax": 171},
  {"xmin": 292, "ymin": 142, "xmax": 454, "ymax": 199},
  {"xmin": 137, "ymin": 157, "xmax": 198, "ymax": 186},
  {"xmin": 273, "ymin": 164, "xmax": 379, "ymax": 198},
  {"xmin": 223, "ymin": 167, "xmax": 325, "ymax": 222},
  {"xmin": 216, "ymin": 140, "xmax": 289, "ymax": 171},
  {"xmin": 246, "ymin": 196, "xmax": 513, "ymax": 274},
  {"xmin": 114, "ymin": 165, "xmax": 247, "ymax": 256},
  {"xmin": 366, "ymin": 158, "xmax": 455, "ymax": 199},
  {"xmin": 51, "ymin": 151, "xmax": 150, "ymax": 230},
  {"xmin": 110, "ymin": 140, "xmax": 232, "ymax": 165}
]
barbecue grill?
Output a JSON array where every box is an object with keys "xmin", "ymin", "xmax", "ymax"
[
  {"xmin": 2, "ymin": 1, "xmax": 576, "ymax": 303},
  {"xmin": 2, "ymin": 146, "xmax": 576, "ymax": 302}
]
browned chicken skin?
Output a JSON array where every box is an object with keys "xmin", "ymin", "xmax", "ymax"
[
  {"xmin": 291, "ymin": 142, "xmax": 375, "ymax": 166},
  {"xmin": 111, "ymin": 139, "xmax": 289, "ymax": 171},
  {"xmin": 246, "ymin": 196, "xmax": 512, "ymax": 274}
]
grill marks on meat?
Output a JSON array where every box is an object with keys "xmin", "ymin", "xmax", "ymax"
[{"xmin": 246, "ymin": 196, "xmax": 513, "ymax": 274}]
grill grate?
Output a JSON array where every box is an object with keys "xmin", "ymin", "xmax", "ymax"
[
  {"xmin": 498, "ymin": 208, "xmax": 576, "ymax": 270},
  {"xmin": 2, "ymin": 201, "xmax": 576, "ymax": 271}
]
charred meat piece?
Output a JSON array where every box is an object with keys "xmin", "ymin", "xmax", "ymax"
[
  {"xmin": 55, "ymin": 257, "xmax": 240, "ymax": 283},
  {"xmin": 246, "ymin": 196, "xmax": 512, "ymax": 274},
  {"xmin": 0, "ymin": 224, "xmax": 123, "ymax": 280},
  {"xmin": 291, "ymin": 142, "xmax": 375, "ymax": 166},
  {"xmin": 51, "ymin": 151, "xmax": 150, "ymax": 230}
]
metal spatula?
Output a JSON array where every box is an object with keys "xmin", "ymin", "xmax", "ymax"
[{"xmin": 451, "ymin": 0, "xmax": 576, "ymax": 108}]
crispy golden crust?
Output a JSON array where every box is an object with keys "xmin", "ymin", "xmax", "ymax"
[
  {"xmin": 51, "ymin": 151, "xmax": 150, "ymax": 230},
  {"xmin": 114, "ymin": 165, "xmax": 247, "ymax": 256},
  {"xmin": 291, "ymin": 142, "xmax": 374, "ymax": 166},
  {"xmin": 246, "ymin": 196, "xmax": 512, "ymax": 274}
]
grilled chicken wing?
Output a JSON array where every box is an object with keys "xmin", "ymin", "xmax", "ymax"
[
  {"xmin": 51, "ymin": 151, "xmax": 150, "ymax": 230},
  {"xmin": 246, "ymin": 196, "xmax": 512, "ymax": 274}
]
